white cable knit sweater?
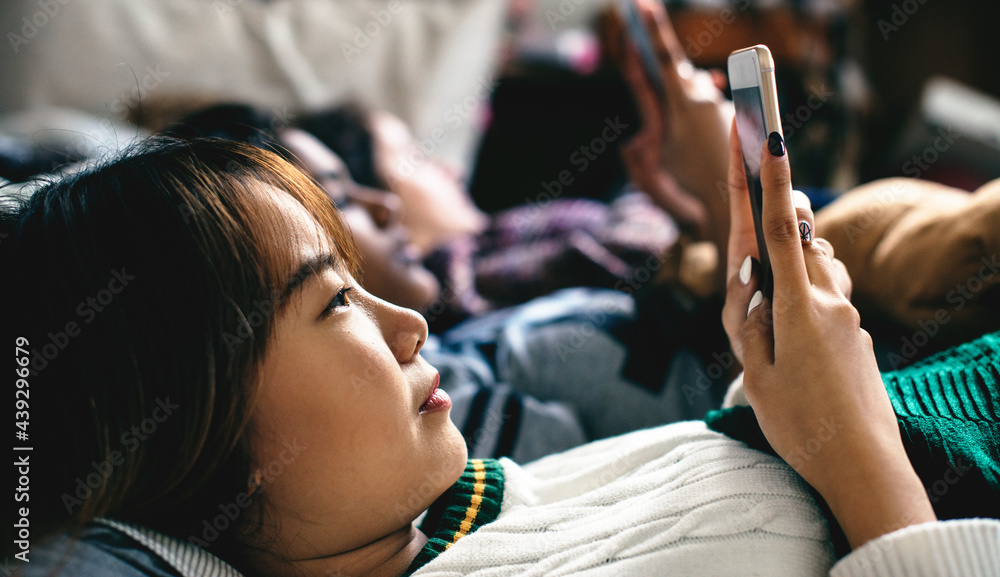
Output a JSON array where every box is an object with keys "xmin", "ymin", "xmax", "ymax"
[{"xmin": 412, "ymin": 421, "xmax": 1000, "ymax": 576}]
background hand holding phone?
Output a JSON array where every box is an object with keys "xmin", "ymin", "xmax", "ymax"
[
  {"xmin": 605, "ymin": 0, "xmax": 734, "ymax": 284},
  {"xmin": 621, "ymin": 0, "xmax": 665, "ymax": 99}
]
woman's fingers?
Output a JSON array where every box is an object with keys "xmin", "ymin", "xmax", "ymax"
[
  {"xmin": 800, "ymin": 236, "xmax": 854, "ymax": 299},
  {"xmin": 792, "ymin": 189, "xmax": 814, "ymax": 243},
  {"xmin": 790, "ymin": 188, "xmax": 847, "ymax": 297},
  {"xmin": 639, "ymin": 0, "xmax": 686, "ymax": 66},
  {"xmin": 621, "ymin": 44, "xmax": 663, "ymax": 138},
  {"xmin": 597, "ymin": 6, "xmax": 626, "ymax": 68},
  {"xmin": 724, "ymin": 119, "xmax": 768, "ymax": 366},
  {"xmin": 801, "ymin": 241, "xmax": 840, "ymax": 293},
  {"xmin": 727, "ymin": 121, "xmax": 757, "ymax": 279},
  {"xmin": 759, "ymin": 133, "xmax": 810, "ymax": 298},
  {"xmin": 832, "ymin": 256, "xmax": 853, "ymax": 299},
  {"xmin": 750, "ymin": 138, "xmax": 843, "ymax": 300},
  {"xmin": 637, "ymin": 0, "xmax": 688, "ymax": 122},
  {"xmin": 794, "ymin": 190, "xmax": 843, "ymax": 295},
  {"xmin": 723, "ymin": 255, "xmax": 760, "ymax": 365}
]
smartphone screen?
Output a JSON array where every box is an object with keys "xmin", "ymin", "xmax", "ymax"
[{"xmin": 729, "ymin": 49, "xmax": 777, "ymax": 299}]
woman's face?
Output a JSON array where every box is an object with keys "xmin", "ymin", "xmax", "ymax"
[
  {"xmin": 249, "ymin": 187, "xmax": 467, "ymax": 563},
  {"xmin": 278, "ymin": 128, "xmax": 440, "ymax": 312},
  {"xmin": 370, "ymin": 112, "xmax": 488, "ymax": 255}
]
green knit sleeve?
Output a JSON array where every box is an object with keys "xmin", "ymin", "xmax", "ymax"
[{"xmin": 705, "ymin": 331, "xmax": 1000, "ymax": 523}]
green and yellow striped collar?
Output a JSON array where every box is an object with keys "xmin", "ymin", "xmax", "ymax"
[{"xmin": 404, "ymin": 459, "xmax": 505, "ymax": 575}]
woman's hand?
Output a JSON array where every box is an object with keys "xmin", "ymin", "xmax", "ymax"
[
  {"xmin": 603, "ymin": 0, "xmax": 733, "ymax": 258},
  {"xmin": 722, "ymin": 123, "xmax": 851, "ymax": 364},
  {"xmin": 722, "ymin": 120, "xmax": 936, "ymax": 549}
]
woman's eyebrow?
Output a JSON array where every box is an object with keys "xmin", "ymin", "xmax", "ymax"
[{"xmin": 280, "ymin": 253, "xmax": 338, "ymax": 303}]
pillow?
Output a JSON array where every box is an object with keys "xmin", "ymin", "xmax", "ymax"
[
  {"xmin": 0, "ymin": 0, "xmax": 507, "ymax": 169},
  {"xmin": 816, "ymin": 177, "xmax": 1000, "ymax": 355}
]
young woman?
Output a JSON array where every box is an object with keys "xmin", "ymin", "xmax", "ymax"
[
  {"xmin": 6, "ymin": 129, "xmax": 997, "ymax": 576},
  {"xmin": 5, "ymin": 138, "xmax": 465, "ymax": 576}
]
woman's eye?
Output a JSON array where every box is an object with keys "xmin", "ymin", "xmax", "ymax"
[{"xmin": 323, "ymin": 287, "xmax": 353, "ymax": 315}]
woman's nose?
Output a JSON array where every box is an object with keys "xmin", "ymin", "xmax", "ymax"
[
  {"xmin": 383, "ymin": 299, "xmax": 428, "ymax": 363},
  {"xmin": 349, "ymin": 186, "xmax": 402, "ymax": 229}
]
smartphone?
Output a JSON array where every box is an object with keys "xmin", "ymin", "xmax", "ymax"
[
  {"xmin": 621, "ymin": 0, "xmax": 665, "ymax": 99},
  {"xmin": 728, "ymin": 45, "xmax": 783, "ymax": 300}
]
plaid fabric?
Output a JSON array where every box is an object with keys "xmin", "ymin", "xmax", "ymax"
[
  {"xmin": 664, "ymin": 0, "xmax": 847, "ymax": 17},
  {"xmin": 434, "ymin": 287, "xmax": 729, "ymax": 445},
  {"xmin": 424, "ymin": 192, "xmax": 678, "ymax": 332}
]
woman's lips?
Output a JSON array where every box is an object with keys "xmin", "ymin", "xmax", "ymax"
[{"xmin": 419, "ymin": 373, "xmax": 451, "ymax": 414}]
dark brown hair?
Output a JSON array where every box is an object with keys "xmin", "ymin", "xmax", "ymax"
[
  {"xmin": 3, "ymin": 138, "xmax": 356, "ymax": 567},
  {"xmin": 296, "ymin": 102, "xmax": 381, "ymax": 189}
]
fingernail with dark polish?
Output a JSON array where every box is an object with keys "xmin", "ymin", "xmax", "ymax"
[
  {"xmin": 799, "ymin": 220, "xmax": 812, "ymax": 242},
  {"xmin": 767, "ymin": 132, "xmax": 785, "ymax": 157}
]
